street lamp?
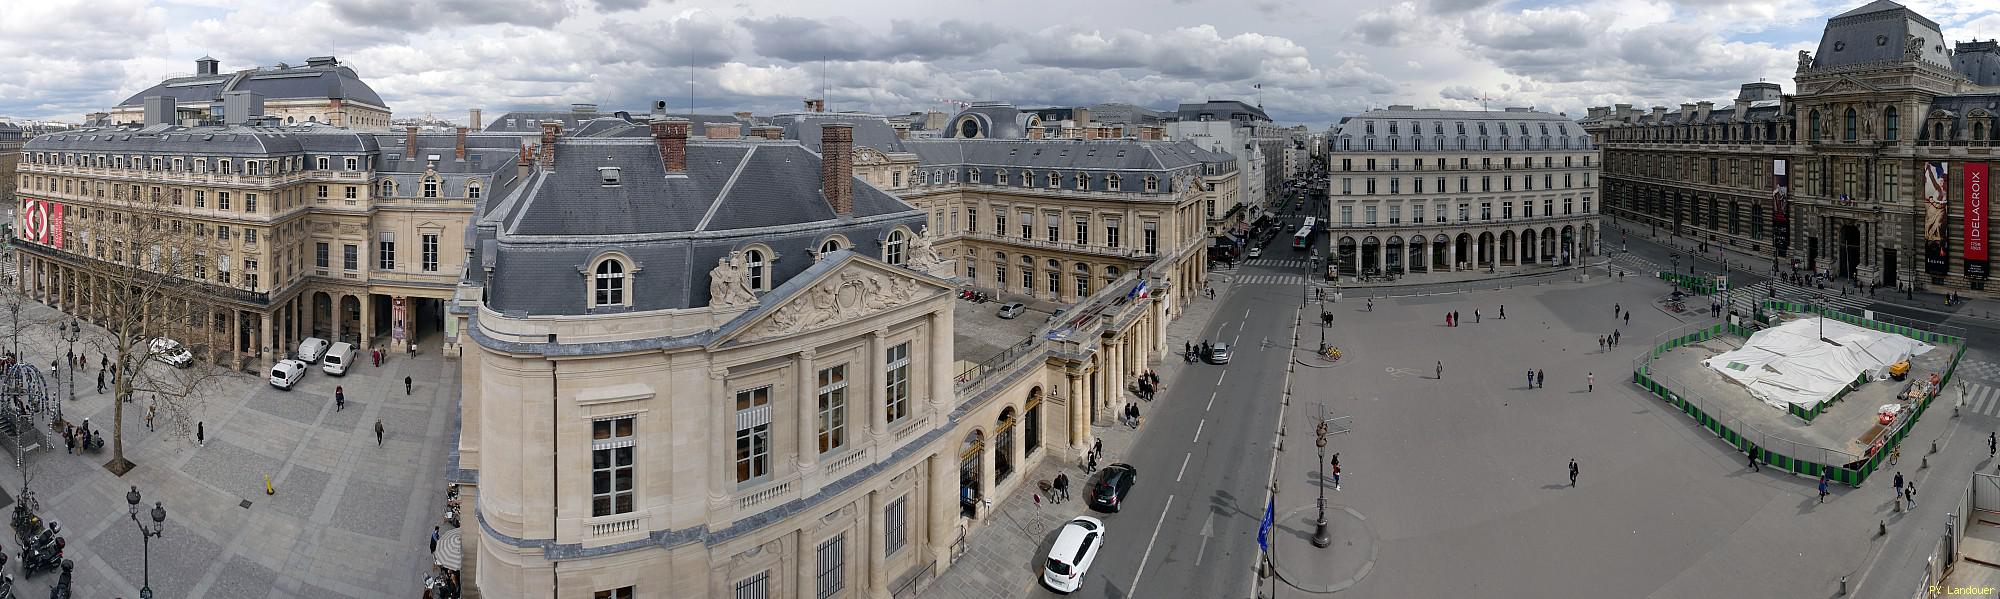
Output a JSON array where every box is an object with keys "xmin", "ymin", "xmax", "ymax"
[
  {"xmin": 126, "ymin": 485, "xmax": 166, "ymax": 599},
  {"xmin": 61, "ymin": 318, "xmax": 77, "ymax": 405},
  {"xmin": 1312, "ymin": 404, "xmax": 1331, "ymax": 549}
]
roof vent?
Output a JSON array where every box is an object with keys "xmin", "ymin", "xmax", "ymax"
[{"xmin": 599, "ymin": 166, "xmax": 622, "ymax": 186}]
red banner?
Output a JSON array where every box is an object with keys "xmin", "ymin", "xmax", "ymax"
[
  {"xmin": 1970, "ymin": 162, "xmax": 1990, "ymax": 278},
  {"xmin": 18, "ymin": 198, "xmax": 63, "ymax": 249}
]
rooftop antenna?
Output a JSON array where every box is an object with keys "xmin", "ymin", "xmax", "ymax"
[{"xmin": 821, "ymin": 56, "xmax": 828, "ymax": 113}]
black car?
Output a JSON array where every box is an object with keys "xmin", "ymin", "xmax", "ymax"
[{"xmin": 1089, "ymin": 463, "xmax": 1138, "ymax": 512}]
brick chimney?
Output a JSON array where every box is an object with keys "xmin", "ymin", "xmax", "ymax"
[
  {"xmin": 540, "ymin": 122, "xmax": 561, "ymax": 167},
  {"xmin": 454, "ymin": 127, "xmax": 468, "ymax": 161},
  {"xmin": 517, "ymin": 144, "xmax": 532, "ymax": 179},
  {"xmin": 804, "ymin": 98, "xmax": 825, "ymax": 113},
  {"xmin": 469, "ymin": 108, "xmax": 482, "ymax": 130},
  {"xmin": 820, "ymin": 123, "xmax": 854, "ymax": 216},
  {"xmin": 650, "ymin": 117, "xmax": 689, "ymax": 174},
  {"xmin": 751, "ymin": 126, "xmax": 784, "ymax": 140},
  {"xmin": 705, "ymin": 123, "xmax": 740, "ymax": 139},
  {"xmin": 405, "ymin": 126, "xmax": 418, "ymax": 155},
  {"xmin": 733, "ymin": 111, "xmax": 753, "ymax": 120}
]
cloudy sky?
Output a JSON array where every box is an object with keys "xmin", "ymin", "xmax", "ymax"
[{"xmin": 2, "ymin": 0, "xmax": 1997, "ymax": 127}]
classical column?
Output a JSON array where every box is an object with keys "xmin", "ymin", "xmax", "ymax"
[
  {"xmin": 358, "ymin": 294, "xmax": 374, "ymax": 353},
  {"xmin": 230, "ymin": 309, "xmax": 243, "ymax": 371},
  {"xmin": 866, "ymin": 489, "xmax": 889, "ymax": 598},
  {"xmin": 927, "ymin": 311, "xmax": 952, "ymax": 425},
  {"xmin": 259, "ymin": 312, "xmax": 274, "ymax": 370},
  {"xmin": 1450, "ymin": 240, "xmax": 1460, "ymax": 271},
  {"xmin": 796, "ymin": 530, "xmax": 814, "ymax": 599},
  {"xmin": 926, "ymin": 452, "xmax": 954, "ymax": 569},
  {"xmin": 1068, "ymin": 372, "xmax": 1086, "ymax": 451},
  {"xmin": 708, "ymin": 368, "xmax": 732, "ymax": 512},
  {"xmin": 796, "ymin": 349, "xmax": 819, "ymax": 476}
]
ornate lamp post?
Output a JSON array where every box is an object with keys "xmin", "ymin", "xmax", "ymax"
[
  {"xmin": 1312, "ymin": 407, "xmax": 1331, "ymax": 548},
  {"xmin": 126, "ymin": 485, "xmax": 166, "ymax": 599},
  {"xmin": 61, "ymin": 319, "xmax": 77, "ymax": 405}
]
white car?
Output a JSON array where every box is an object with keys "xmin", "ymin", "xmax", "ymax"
[
  {"xmin": 149, "ymin": 338, "xmax": 193, "ymax": 368},
  {"xmin": 269, "ymin": 359, "xmax": 307, "ymax": 390},
  {"xmin": 1247, "ymin": 247, "xmax": 1262, "ymax": 259},
  {"xmin": 296, "ymin": 337, "xmax": 330, "ymax": 363},
  {"xmin": 1042, "ymin": 516, "xmax": 1104, "ymax": 594}
]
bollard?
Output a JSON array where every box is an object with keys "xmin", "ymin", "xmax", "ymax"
[
  {"xmin": 265, "ymin": 473, "xmax": 275, "ymax": 495},
  {"xmin": 1879, "ymin": 520, "xmax": 1887, "ymax": 536},
  {"xmin": 1839, "ymin": 575, "xmax": 1847, "ymax": 596},
  {"xmin": 1932, "ymin": 441, "xmax": 1939, "ymax": 455},
  {"xmin": 1923, "ymin": 457, "xmax": 1929, "ymax": 470}
]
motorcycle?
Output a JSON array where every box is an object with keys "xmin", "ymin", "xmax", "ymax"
[
  {"xmin": 0, "ymin": 572, "xmax": 13, "ymax": 599},
  {"xmin": 45, "ymin": 560, "xmax": 69, "ymax": 599},
  {"xmin": 17, "ymin": 522, "xmax": 53, "ymax": 551},
  {"xmin": 20, "ymin": 540, "xmax": 62, "ymax": 577}
]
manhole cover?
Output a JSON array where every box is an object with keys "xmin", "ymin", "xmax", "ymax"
[{"xmin": 240, "ymin": 499, "xmax": 253, "ymax": 509}]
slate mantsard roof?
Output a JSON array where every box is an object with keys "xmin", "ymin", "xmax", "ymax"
[
  {"xmin": 117, "ymin": 59, "xmax": 388, "ymax": 109},
  {"xmin": 1331, "ymin": 107, "xmax": 1594, "ymax": 151},
  {"xmin": 901, "ymin": 138, "xmax": 1238, "ymax": 180},
  {"xmin": 472, "ymin": 135, "xmax": 927, "ymax": 316}
]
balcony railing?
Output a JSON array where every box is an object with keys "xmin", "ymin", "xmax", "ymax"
[
  {"xmin": 956, "ymin": 231, "xmax": 1157, "ymax": 260},
  {"xmin": 587, "ymin": 514, "xmax": 644, "ymax": 539}
]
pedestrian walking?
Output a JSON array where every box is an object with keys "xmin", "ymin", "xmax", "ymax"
[
  {"xmin": 1614, "ymin": 330, "xmax": 1621, "ymax": 345},
  {"xmin": 1990, "ymin": 431, "xmax": 1996, "ymax": 459},
  {"xmin": 405, "ymin": 376, "xmax": 413, "ymax": 395},
  {"xmin": 1624, "ymin": 311, "xmax": 1631, "ymax": 326},
  {"xmin": 1367, "ymin": 298, "xmax": 1373, "ymax": 312},
  {"xmin": 1527, "ymin": 369, "xmax": 1535, "ymax": 389},
  {"xmin": 1475, "ymin": 309, "xmax": 1481, "ymax": 323},
  {"xmin": 1499, "ymin": 305, "xmax": 1506, "ymax": 319},
  {"xmin": 1331, "ymin": 453, "xmax": 1342, "ymax": 490},
  {"xmin": 1436, "ymin": 361, "xmax": 1444, "ymax": 379},
  {"xmin": 1055, "ymin": 472, "xmax": 1070, "ymax": 502},
  {"xmin": 431, "ymin": 526, "xmax": 441, "ymax": 553},
  {"xmin": 63, "ymin": 428, "xmax": 74, "ymax": 454},
  {"xmin": 1614, "ymin": 303, "xmax": 1621, "ymax": 318},
  {"xmin": 96, "ymin": 370, "xmax": 105, "ymax": 394},
  {"xmin": 1588, "ymin": 372, "xmax": 1595, "ymax": 392},
  {"xmin": 1746, "ymin": 446, "xmax": 1760, "ymax": 472},
  {"xmin": 1568, "ymin": 458, "xmax": 1579, "ymax": 486},
  {"xmin": 335, "ymin": 386, "xmax": 345, "ymax": 412},
  {"xmin": 1093, "ymin": 438, "xmax": 1103, "ymax": 460},
  {"xmin": 375, "ymin": 418, "xmax": 385, "ymax": 445},
  {"xmin": 1818, "ymin": 473, "xmax": 1830, "ymax": 503},
  {"xmin": 1537, "ymin": 369, "xmax": 1545, "ymax": 388},
  {"xmin": 1907, "ymin": 483, "xmax": 1918, "ymax": 507},
  {"xmin": 1599, "ymin": 336, "xmax": 1605, "ymax": 351},
  {"xmin": 196, "ymin": 421, "xmax": 205, "ymax": 447},
  {"xmin": 1453, "ymin": 310, "xmax": 1460, "ymax": 326},
  {"xmin": 1893, "ymin": 471, "xmax": 1904, "ymax": 502},
  {"xmin": 145, "ymin": 402, "xmax": 156, "ymax": 432}
]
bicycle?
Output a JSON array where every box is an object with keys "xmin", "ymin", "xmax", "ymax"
[{"xmin": 1319, "ymin": 347, "xmax": 1342, "ymax": 362}]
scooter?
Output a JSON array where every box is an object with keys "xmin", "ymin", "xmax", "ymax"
[
  {"xmin": 18, "ymin": 522, "xmax": 53, "ymax": 551},
  {"xmin": 45, "ymin": 561, "xmax": 70, "ymax": 599},
  {"xmin": 0, "ymin": 572, "xmax": 13, "ymax": 599},
  {"xmin": 19, "ymin": 540, "xmax": 62, "ymax": 577}
]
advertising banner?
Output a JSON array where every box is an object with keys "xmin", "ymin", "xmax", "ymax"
[
  {"xmin": 18, "ymin": 198, "xmax": 64, "ymax": 249},
  {"xmin": 1969, "ymin": 162, "xmax": 1990, "ymax": 279},
  {"xmin": 1772, "ymin": 159, "xmax": 1790, "ymax": 256},
  {"xmin": 1925, "ymin": 161, "xmax": 1950, "ymax": 275}
]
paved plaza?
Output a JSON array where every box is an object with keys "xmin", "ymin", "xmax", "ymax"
[{"xmin": 0, "ymin": 298, "xmax": 455, "ymax": 599}]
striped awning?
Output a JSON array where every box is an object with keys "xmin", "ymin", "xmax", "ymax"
[{"xmin": 434, "ymin": 526, "xmax": 463, "ymax": 571}]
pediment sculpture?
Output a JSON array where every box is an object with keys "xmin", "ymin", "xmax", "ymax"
[
  {"xmin": 1906, "ymin": 35, "xmax": 1925, "ymax": 61},
  {"xmin": 1797, "ymin": 50, "xmax": 1812, "ymax": 71},
  {"xmin": 709, "ymin": 250, "xmax": 758, "ymax": 308},
  {"xmin": 746, "ymin": 270, "xmax": 926, "ymax": 342},
  {"xmin": 906, "ymin": 228, "xmax": 944, "ymax": 270}
]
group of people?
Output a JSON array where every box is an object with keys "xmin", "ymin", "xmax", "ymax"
[
  {"xmin": 61, "ymin": 418, "xmax": 95, "ymax": 454},
  {"xmin": 1598, "ymin": 329, "xmax": 1623, "ymax": 351},
  {"xmin": 1184, "ymin": 341, "xmax": 1218, "ymax": 363},
  {"xmin": 1133, "ymin": 370, "xmax": 1161, "ymax": 401}
]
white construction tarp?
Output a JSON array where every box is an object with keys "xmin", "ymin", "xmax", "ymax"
[{"xmin": 1703, "ymin": 317, "xmax": 1934, "ymax": 411}]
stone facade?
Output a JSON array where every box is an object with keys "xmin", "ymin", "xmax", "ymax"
[
  {"xmin": 1327, "ymin": 107, "xmax": 1601, "ymax": 276},
  {"xmin": 12, "ymin": 125, "xmax": 508, "ymax": 371},
  {"xmin": 1584, "ymin": 1, "xmax": 2000, "ymax": 292}
]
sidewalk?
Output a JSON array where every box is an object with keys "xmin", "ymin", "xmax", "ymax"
[{"xmin": 924, "ymin": 263, "xmax": 1250, "ymax": 599}]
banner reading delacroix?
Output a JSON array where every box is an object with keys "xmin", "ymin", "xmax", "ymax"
[
  {"xmin": 1925, "ymin": 161, "xmax": 1949, "ymax": 276},
  {"xmin": 1772, "ymin": 159, "xmax": 1790, "ymax": 257},
  {"xmin": 1970, "ymin": 162, "xmax": 1991, "ymax": 279}
]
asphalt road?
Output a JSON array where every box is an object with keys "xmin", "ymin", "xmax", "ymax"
[{"xmin": 1029, "ymin": 259, "xmax": 1305, "ymax": 598}]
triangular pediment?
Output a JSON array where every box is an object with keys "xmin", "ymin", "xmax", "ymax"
[
  {"xmin": 1813, "ymin": 76, "xmax": 1880, "ymax": 96},
  {"xmin": 717, "ymin": 254, "xmax": 953, "ymax": 346}
]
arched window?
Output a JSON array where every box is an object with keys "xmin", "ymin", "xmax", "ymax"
[
  {"xmin": 884, "ymin": 230, "xmax": 906, "ymax": 265},
  {"xmin": 1048, "ymin": 172, "xmax": 1061, "ymax": 188},
  {"xmin": 379, "ymin": 180, "xmax": 395, "ymax": 197},
  {"xmin": 968, "ymin": 168, "xmax": 980, "ymax": 182},
  {"xmin": 1107, "ymin": 173, "xmax": 1121, "ymax": 191},
  {"xmin": 1884, "ymin": 107, "xmax": 1899, "ymax": 140},
  {"xmin": 1935, "ymin": 122, "xmax": 1947, "ymax": 141},
  {"xmin": 1976, "ymin": 122, "xmax": 1988, "ymax": 141},
  {"xmin": 744, "ymin": 248, "xmax": 767, "ymax": 291},
  {"xmin": 423, "ymin": 175, "xmax": 440, "ymax": 198},
  {"xmin": 1076, "ymin": 172, "xmax": 1089, "ymax": 189},
  {"xmin": 820, "ymin": 238, "xmax": 843, "ymax": 254},
  {"xmin": 1144, "ymin": 176, "xmax": 1159, "ymax": 192},
  {"xmin": 593, "ymin": 259, "xmax": 626, "ymax": 307},
  {"xmin": 1843, "ymin": 108, "xmax": 1857, "ymax": 141},
  {"xmin": 1020, "ymin": 171, "xmax": 1033, "ymax": 186},
  {"xmin": 1808, "ymin": 111, "xmax": 1820, "ymax": 140}
]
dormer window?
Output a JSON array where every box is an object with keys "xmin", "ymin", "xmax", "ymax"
[
  {"xmin": 1048, "ymin": 172, "xmax": 1060, "ymax": 188},
  {"xmin": 744, "ymin": 248, "xmax": 769, "ymax": 291},
  {"xmin": 379, "ymin": 180, "xmax": 396, "ymax": 197},
  {"xmin": 1144, "ymin": 176, "xmax": 1159, "ymax": 192},
  {"xmin": 1107, "ymin": 173, "xmax": 1121, "ymax": 191},
  {"xmin": 467, "ymin": 180, "xmax": 482, "ymax": 199},
  {"xmin": 593, "ymin": 258, "xmax": 627, "ymax": 307},
  {"xmin": 423, "ymin": 176, "xmax": 440, "ymax": 198},
  {"xmin": 820, "ymin": 239, "xmax": 843, "ymax": 254},
  {"xmin": 1076, "ymin": 172, "xmax": 1088, "ymax": 189},
  {"xmin": 884, "ymin": 230, "xmax": 906, "ymax": 265},
  {"xmin": 1020, "ymin": 171, "xmax": 1033, "ymax": 186}
]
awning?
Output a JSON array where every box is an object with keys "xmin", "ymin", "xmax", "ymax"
[{"xmin": 434, "ymin": 526, "xmax": 464, "ymax": 571}]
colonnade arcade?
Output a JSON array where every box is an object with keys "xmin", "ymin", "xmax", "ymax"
[{"xmin": 1336, "ymin": 223, "xmax": 1593, "ymax": 275}]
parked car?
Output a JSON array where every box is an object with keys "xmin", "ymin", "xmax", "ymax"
[
  {"xmin": 1247, "ymin": 247, "xmax": 1262, "ymax": 259},
  {"xmin": 1041, "ymin": 516, "xmax": 1106, "ymax": 594},
  {"xmin": 296, "ymin": 337, "xmax": 330, "ymax": 363},
  {"xmin": 1206, "ymin": 343, "xmax": 1232, "ymax": 365},
  {"xmin": 269, "ymin": 359, "xmax": 307, "ymax": 390},
  {"xmin": 322, "ymin": 342, "xmax": 357, "ymax": 376},
  {"xmin": 149, "ymin": 338, "xmax": 193, "ymax": 368},
  {"xmin": 998, "ymin": 302, "xmax": 1028, "ymax": 319},
  {"xmin": 1088, "ymin": 463, "xmax": 1138, "ymax": 512},
  {"xmin": 1046, "ymin": 308, "xmax": 1066, "ymax": 324}
]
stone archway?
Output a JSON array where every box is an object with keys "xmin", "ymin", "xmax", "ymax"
[
  {"xmin": 1499, "ymin": 230, "xmax": 1516, "ymax": 264},
  {"xmin": 1560, "ymin": 225, "xmax": 1576, "ymax": 265},
  {"xmin": 995, "ymin": 408, "xmax": 1017, "ymax": 486},
  {"xmin": 1476, "ymin": 231, "xmax": 1496, "ymax": 267},
  {"xmin": 1385, "ymin": 236, "xmax": 1405, "ymax": 274},
  {"xmin": 339, "ymin": 295, "xmax": 361, "ymax": 345},
  {"xmin": 1361, "ymin": 236, "xmax": 1381, "ymax": 275},
  {"xmin": 1432, "ymin": 234, "xmax": 1450, "ymax": 270},
  {"xmin": 1408, "ymin": 236, "xmax": 1427, "ymax": 273},
  {"xmin": 1337, "ymin": 236, "xmax": 1358, "ymax": 275},
  {"xmin": 312, "ymin": 291, "xmax": 334, "ymax": 339},
  {"xmin": 1454, "ymin": 233, "xmax": 1473, "ymax": 270},
  {"xmin": 1541, "ymin": 227, "xmax": 1558, "ymax": 262},
  {"xmin": 960, "ymin": 430, "xmax": 985, "ymax": 518}
]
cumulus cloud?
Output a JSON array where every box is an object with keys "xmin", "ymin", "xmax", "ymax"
[{"xmin": 0, "ymin": 0, "xmax": 1983, "ymax": 128}]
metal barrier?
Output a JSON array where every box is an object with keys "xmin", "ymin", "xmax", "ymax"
[{"xmin": 1630, "ymin": 308, "xmax": 1967, "ymax": 486}]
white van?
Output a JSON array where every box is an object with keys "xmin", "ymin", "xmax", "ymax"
[
  {"xmin": 297, "ymin": 337, "xmax": 330, "ymax": 363},
  {"xmin": 322, "ymin": 342, "xmax": 357, "ymax": 376},
  {"xmin": 149, "ymin": 338, "xmax": 193, "ymax": 368}
]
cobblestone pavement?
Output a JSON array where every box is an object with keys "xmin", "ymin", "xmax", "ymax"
[
  {"xmin": 924, "ymin": 262, "xmax": 1253, "ymax": 599},
  {"xmin": 0, "ymin": 297, "xmax": 455, "ymax": 599}
]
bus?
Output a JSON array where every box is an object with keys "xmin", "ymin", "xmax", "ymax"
[{"xmin": 1292, "ymin": 217, "xmax": 1317, "ymax": 250}]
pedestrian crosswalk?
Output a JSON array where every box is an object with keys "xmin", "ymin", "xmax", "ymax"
[
  {"xmin": 1237, "ymin": 274, "xmax": 1309, "ymax": 285},
  {"xmin": 1728, "ymin": 280, "xmax": 1870, "ymax": 316},
  {"xmin": 1956, "ymin": 382, "xmax": 2000, "ymax": 418},
  {"xmin": 1247, "ymin": 258, "xmax": 1312, "ymax": 269},
  {"xmin": 1611, "ymin": 253, "xmax": 1663, "ymax": 274}
]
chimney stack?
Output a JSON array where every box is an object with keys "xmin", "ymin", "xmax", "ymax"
[
  {"xmin": 751, "ymin": 125, "xmax": 784, "ymax": 140},
  {"xmin": 733, "ymin": 111, "xmax": 753, "ymax": 120},
  {"xmin": 1733, "ymin": 98, "xmax": 1750, "ymax": 120},
  {"xmin": 651, "ymin": 117, "xmax": 689, "ymax": 174},
  {"xmin": 455, "ymin": 127, "xmax": 468, "ymax": 161},
  {"xmin": 892, "ymin": 122, "xmax": 910, "ymax": 140},
  {"xmin": 705, "ymin": 123, "xmax": 740, "ymax": 139},
  {"xmin": 518, "ymin": 144, "xmax": 532, "ymax": 179},
  {"xmin": 405, "ymin": 126, "xmax": 419, "ymax": 156},
  {"xmin": 469, "ymin": 108, "xmax": 482, "ymax": 130},
  {"xmin": 540, "ymin": 122, "xmax": 561, "ymax": 167},
  {"xmin": 820, "ymin": 123, "xmax": 854, "ymax": 216},
  {"xmin": 1651, "ymin": 106, "xmax": 1668, "ymax": 122},
  {"xmin": 804, "ymin": 98, "xmax": 825, "ymax": 113},
  {"xmin": 1696, "ymin": 101, "xmax": 1713, "ymax": 122}
]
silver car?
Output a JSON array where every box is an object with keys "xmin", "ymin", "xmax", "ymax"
[
  {"xmin": 1207, "ymin": 343, "xmax": 1231, "ymax": 364},
  {"xmin": 998, "ymin": 302, "xmax": 1028, "ymax": 319}
]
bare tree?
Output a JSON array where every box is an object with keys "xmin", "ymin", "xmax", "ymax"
[{"xmin": 72, "ymin": 187, "xmax": 227, "ymax": 475}]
